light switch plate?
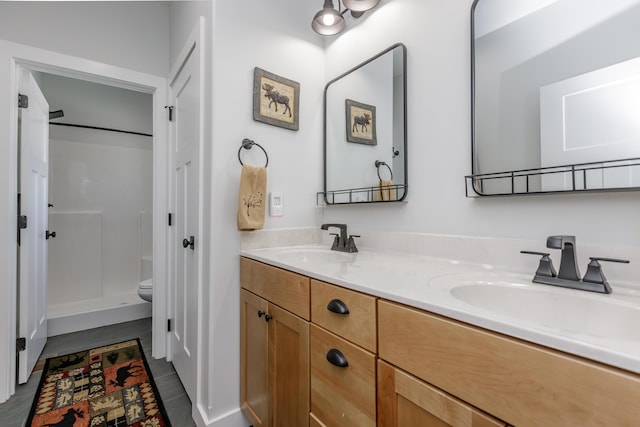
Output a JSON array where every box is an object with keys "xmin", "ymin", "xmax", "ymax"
[{"xmin": 269, "ymin": 192, "xmax": 283, "ymax": 216}]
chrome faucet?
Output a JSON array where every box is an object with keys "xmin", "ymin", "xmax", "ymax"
[
  {"xmin": 522, "ymin": 235, "xmax": 629, "ymax": 294},
  {"xmin": 320, "ymin": 224, "xmax": 359, "ymax": 253}
]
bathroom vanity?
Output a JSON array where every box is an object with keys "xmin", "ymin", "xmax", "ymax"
[{"xmin": 239, "ymin": 246, "xmax": 640, "ymax": 426}]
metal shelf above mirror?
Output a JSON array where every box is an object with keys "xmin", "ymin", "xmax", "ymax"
[
  {"xmin": 318, "ymin": 183, "xmax": 408, "ymax": 205},
  {"xmin": 465, "ymin": 157, "xmax": 640, "ymax": 197}
]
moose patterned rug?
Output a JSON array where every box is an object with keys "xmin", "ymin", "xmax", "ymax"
[{"xmin": 26, "ymin": 339, "xmax": 171, "ymax": 427}]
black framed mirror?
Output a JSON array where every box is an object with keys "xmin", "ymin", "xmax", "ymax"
[
  {"xmin": 470, "ymin": 0, "xmax": 640, "ymax": 196},
  {"xmin": 324, "ymin": 43, "xmax": 407, "ymax": 204}
]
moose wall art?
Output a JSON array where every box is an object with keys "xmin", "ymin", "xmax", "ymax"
[
  {"xmin": 253, "ymin": 67, "xmax": 300, "ymax": 131},
  {"xmin": 346, "ymin": 99, "xmax": 377, "ymax": 145}
]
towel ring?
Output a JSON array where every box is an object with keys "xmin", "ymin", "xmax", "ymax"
[
  {"xmin": 238, "ymin": 138, "xmax": 269, "ymax": 167},
  {"xmin": 375, "ymin": 160, "xmax": 393, "ymax": 180}
]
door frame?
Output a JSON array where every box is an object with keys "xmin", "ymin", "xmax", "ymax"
[{"xmin": 0, "ymin": 39, "xmax": 169, "ymax": 403}]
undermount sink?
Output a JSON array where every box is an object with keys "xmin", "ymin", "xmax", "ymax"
[
  {"xmin": 273, "ymin": 248, "xmax": 355, "ymax": 264},
  {"xmin": 428, "ymin": 273, "xmax": 640, "ymax": 342}
]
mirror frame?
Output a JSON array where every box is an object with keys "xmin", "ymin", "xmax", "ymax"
[
  {"xmin": 323, "ymin": 43, "xmax": 408, "ymax": 205},
  {"xmin": 469, "ymin": 0, "xmax": 640, "ymax": 197}
]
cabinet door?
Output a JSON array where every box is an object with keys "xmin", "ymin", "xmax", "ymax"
[
  {"xmin": 269, "ymin": 303, "xmax": 310, "ymax": 427},
  {"xmin": 378, "ymin": 360, "xmax": 506, "ymax": 427},
  {"xmin": 240, "ymin": 289, "xmax": 270, "ymax": 426}
]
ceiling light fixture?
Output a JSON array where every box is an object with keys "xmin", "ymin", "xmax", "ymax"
[{"xmin": 311, "ymin": 0, "xmax": 380, "ymax": 36}]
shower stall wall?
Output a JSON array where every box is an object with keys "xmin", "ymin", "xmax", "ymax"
[{"xmin": 47, "ymin": 135, "xmax": 153, "ymax": 336}]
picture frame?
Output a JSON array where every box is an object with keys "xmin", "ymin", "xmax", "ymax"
[
  {"xmin": 345, "ymin": 99, "xmax": 377, "ymax": 145},
  {"xmin": 253, "ymin": 67, "xmax": 300, "ymax": 131}
]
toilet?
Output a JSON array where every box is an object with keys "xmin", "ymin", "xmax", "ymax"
[
  {"xmin": 138, "ymin": 278, "xmax": 153, "ymax": 302},
  {"xmin": 138, "ymin": 255, "xmax": 153, "ymax": 302}
]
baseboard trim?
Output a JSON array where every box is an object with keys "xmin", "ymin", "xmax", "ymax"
[{"xmin": 195, "ymin": 405, "xmax": 248, "ymax": 427}]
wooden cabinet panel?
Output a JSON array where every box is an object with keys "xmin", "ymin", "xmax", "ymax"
[
  {"xmin": 240, "ymin": 289, "xmax": 269, "ymax": 426},
  {"xmin": 311, "ymin": 279, "xmax": 377, "ymax": 352},
  {"xmin": 240, "ymin": 257, "xmax": 310, "ymax": 320},
  {"xmin": 310, "ymin": 412, "xmax": 326, "ymax": 427},
  {"xmin": 269, "ymin": 304, "xmax": 310, "ymax": 427},
  {"xmin": 378, "ymin": 360, "xmax": 506, "ymax": 427},
  {"xmin": 310, "ymin": 324, "xmax": 376, "ymax": 427},
  {"xmin": 378, "ymin": 300, "xmax": 640, "ymax": 427}
]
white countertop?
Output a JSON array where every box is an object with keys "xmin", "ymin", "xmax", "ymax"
[{"xmin": 241, "ymin": 244, "xmax": 640, "ymax": 375}]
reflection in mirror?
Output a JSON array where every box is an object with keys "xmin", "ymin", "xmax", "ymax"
[
  {"xmin": 324, "ymin": 43, "xmax": 407, "ymax": 204},
  {"xmin": 471, "ymin": 0, "xmax": 640, "ymax": 196}
]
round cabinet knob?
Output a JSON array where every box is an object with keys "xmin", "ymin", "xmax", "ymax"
[
  {"xmin": 46, "ymin": 230, "xmax": 56, "ymax": 240},
  {"xmin": 264, "ymin": 314, "xmax": 273, "ymax": 322}
]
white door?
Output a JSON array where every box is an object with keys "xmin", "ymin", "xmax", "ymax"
[
  {"xmin": 540, "ymin": 56, "xmax": 640, "ymax": 190},
  {"xmin": 17, "ymin": 67, "xmax": 49, "ymax": 384},
  {"xmin": 168, "ymin": 42, "xmax": 200, "ymax": 401}
]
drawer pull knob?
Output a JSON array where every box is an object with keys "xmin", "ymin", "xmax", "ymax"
[
  {"xmin": 258, "ymin": 310, "xmax": 265, "ymax": 318},
  {"xmin": 264, "ymin": 314, "xmax": 273, "ymax": 322},
  {"xmin": 327, "ymin": 299, "xmax": 350, "ymax": 315},
  {"xmin": 326, "ymin": 348, "xmax": 349, "ymax": 368}
]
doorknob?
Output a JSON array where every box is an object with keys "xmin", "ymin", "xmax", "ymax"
[
  {"xmin": 182, "ymin": 236, "xmax": 195, "ymax": 250},
  {"xmin": 46, "ymin": 230, "xmax": 56, "ymax": 240}
]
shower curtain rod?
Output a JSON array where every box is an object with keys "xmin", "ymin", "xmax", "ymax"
[{"xmin": 49, "ymin": 122, "xmax": 153, "ymax": 137}]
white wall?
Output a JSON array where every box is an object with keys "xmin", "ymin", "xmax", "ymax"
[
  {"xmin": 0, "ymin": 1, "xmax": 170, "ymax": 76},
  {"xmin": 202, "ymin": 0, "xmax": 325, "ymax": 424},
  {"xmin": 323, "ymin": 0, "xmax": 640, "ymax": 247}
]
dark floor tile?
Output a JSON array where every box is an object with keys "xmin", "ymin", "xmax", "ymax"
[
  {"xmin": 153, "ymin": 372, "xmax": 188, "ymax": 403},
  {"xmin": 163, "ymin": 394, "xmax": 196, "ymax": 427}
]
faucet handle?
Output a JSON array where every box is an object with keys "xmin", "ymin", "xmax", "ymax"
[
  {"xmin": 582, "ymin": 257, "xmax": 629, "ymax": 286},
  {"xmin": 521, "ymin": 251, "xmax": 557, "ymax": 278}
]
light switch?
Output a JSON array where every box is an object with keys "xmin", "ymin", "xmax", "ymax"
[{"xmin": 269, "ymin": 192, "xmax": 283, "ymax": 216}]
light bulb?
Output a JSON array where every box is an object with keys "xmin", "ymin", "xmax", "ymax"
[{"xmin": 322, "ymin": 13, "xmax": 336, "ymax": 26}]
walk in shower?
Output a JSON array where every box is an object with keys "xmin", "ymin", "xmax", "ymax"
[{"xmin": 40, "ymin": 73, "xmax": 153, "ymax": 336}]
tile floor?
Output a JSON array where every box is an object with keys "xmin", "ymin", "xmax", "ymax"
[{"xmin": 0, "ymin": 318, "xmax": 195, "ymax": 427}]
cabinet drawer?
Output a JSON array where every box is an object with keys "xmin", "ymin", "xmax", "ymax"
[
  {"xmin": 240, "ymin": 257, "xmax": 310, "ymax": 320},
  {"xmin": 378, "ymin": 300, "xmax": 640, "ymax": 427},
  {"xmin": 310, "ymin": 324, "xmax": 376, "ymax": 427},
  {"xmin": 311, "ymin": 280, "xmax": 377, "ymax": 352},
  {"xmin": 378, "ymin": 360, "xmax": 506, "ymax": 427}
]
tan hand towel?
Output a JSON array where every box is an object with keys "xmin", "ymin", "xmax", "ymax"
[
  {"xmin": 237, "ymin": 165, "xmax": 266, "ymax": 231},
  {"xmin": 375, "ymin": 179, "xmax": 397, "ymax": 201}
]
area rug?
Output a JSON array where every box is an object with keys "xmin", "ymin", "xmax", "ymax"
[{"xmin": 26, "ymin": 338, "xmax": 172, "ymax": 427}]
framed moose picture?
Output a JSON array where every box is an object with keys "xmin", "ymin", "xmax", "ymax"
[
  {"xmin": 253, "ymin": 67, "xmax": 300, "ymax": 131},
  {"xmin": 345, "ymin": 99, "xmax": 376, "ymax": 145}
]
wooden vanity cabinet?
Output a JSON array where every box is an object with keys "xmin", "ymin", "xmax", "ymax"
[
  {"xmin": 378, "ymin": 299, "xmax": 640, "ymax": 427},
  {"xmin": 240, "ymin": 258, "xmax": 310, "ymax": 427},
  {"xmin": 240, "ymin": 256, "xmax": 640, "ymax": 427}
]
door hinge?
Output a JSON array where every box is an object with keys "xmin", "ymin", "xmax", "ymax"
[
  {"xmin": 168, "ymin": 213, "xmax": 173, "ymax": 226},
  {"xmin": 18, "ymin": 215, "xmax": 27, "ymax": 229},
  {"xmin": 16, "ymin": 337, "xmax": 26, "ymax": 352},
  {"xmin": 18, "ymin": 94, "xmax": 28, "ymax": 108},
  {"xmin": 167, "ymin": 319, "xmax": 172, "ymax": 332},
  {"xmin": 164, "ymin": 105, "xmax": 174, "ymax": 121}
]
